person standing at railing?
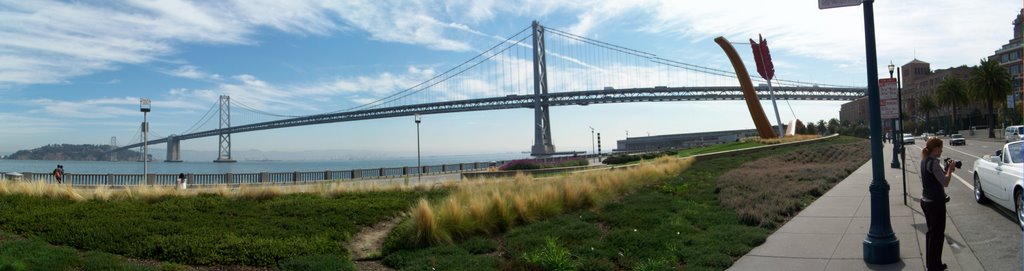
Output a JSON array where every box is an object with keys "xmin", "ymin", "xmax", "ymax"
[
  {"xmin": 52, "ymin": 165, "xmax": 63, "ymax": 184},
  {"xmin": 177, "ymin": 173, "xmax": 187, "ymax": 190}
]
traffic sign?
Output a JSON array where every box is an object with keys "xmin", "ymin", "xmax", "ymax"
[
  {"xmin": 879, "ymin": 78, "xmax": 898, "ymax": 119},
  {"xmin": 819, "ymin": 0, "xmax": 862, "ymax": 9}
]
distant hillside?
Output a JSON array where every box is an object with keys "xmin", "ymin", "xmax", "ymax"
[{"xmin": 4, "ymin": 144, "xmax": 142, "ymax": 161}]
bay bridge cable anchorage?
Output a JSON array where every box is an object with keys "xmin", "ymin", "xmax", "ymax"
[{"xmin": 110, "ymin": 21, "xmax": 866, "ymax": 160}]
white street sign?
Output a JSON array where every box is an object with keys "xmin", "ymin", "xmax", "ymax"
[
  {"xmin": 879, "ymin": 78, "xmax": 898, "ymax": 119},
  {"xmin": 819, "ymin": 0, "xmax": 862, "ymax": 9}
]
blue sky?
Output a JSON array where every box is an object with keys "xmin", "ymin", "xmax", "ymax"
[{"xmin": 0, "ymin": 0, "xmax": 1018, "ymax": 160}]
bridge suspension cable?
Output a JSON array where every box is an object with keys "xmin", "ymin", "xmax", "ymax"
[{"xmin": 178, "ymin": 101, "xmax": 219, "ymax": 135}]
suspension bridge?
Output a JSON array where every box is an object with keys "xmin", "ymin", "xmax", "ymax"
[{"xmin": 111, "ymin": 21, "xmax": 865, "ymax": 161}]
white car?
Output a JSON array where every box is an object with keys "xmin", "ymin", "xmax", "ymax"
[
  {"xmin": 973, "ymin": 141, "xmax": 1024, "ymax": 229},
  {"xmin": 902, "ymin": 133, "xmax": 915, "ymax": 145},
  {"xmin": 1005, "ymin": 125, "xmax": 1024, "ymax": 142}
]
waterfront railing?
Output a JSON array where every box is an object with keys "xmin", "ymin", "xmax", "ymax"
[{"xmin": 5, "ymin": 161, "xmax": 511, "ymax": 187}]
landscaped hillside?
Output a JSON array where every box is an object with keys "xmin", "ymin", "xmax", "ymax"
[{"xmin": 4, "ymin": 144, "xmax": 140, "ymax": 161}]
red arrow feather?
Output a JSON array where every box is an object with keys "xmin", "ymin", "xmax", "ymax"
[{"xmin": 750, "ymin": 34, "xmax": 775, "ymax": 81}]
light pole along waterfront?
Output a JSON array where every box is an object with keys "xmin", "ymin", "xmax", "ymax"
[
  {"xmin": 415, "ymin": 114, "xmax": 422, "ymax": 182},
  {"xmin": 140, "ymin": 98, "xmax": 151, "ymax": 185},
  {"xmin": 589, "ymin": 126, "xmax": 596, "ymax": 163},
  {"xmin": 889, "ymin": 62, "xmax": 900, "ymax": 169}
]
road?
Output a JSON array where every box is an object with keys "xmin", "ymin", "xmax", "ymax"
[{"xmin": 899, "ymin": 136, "xmax": 1022, "ymax": 271}]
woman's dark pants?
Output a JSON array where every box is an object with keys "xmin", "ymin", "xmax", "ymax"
[{"xmin": 920, "ymin": 200, "xmax": 946, "ymax": 270}]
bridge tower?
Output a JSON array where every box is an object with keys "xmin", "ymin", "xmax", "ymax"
[
  {"xmin": 165, "ymin": 135, "xmax": 182, "ymax": 162},
  {"xmin": 530, "ymin": 20, "xmax": 556, "ymax": 156},
  {"xmin": 214, "ymin": 95, "xmax": 236, "ymax": 163},
  {"xmin": 109, "ymin": 136, "xmax": 117, "ymax": 161}
]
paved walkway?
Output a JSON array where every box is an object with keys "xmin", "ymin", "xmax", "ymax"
[{"xmin": 729, "ymin": 142, "xmax": 983, "ymax": 271}]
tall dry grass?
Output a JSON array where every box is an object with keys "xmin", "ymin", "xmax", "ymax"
[
  {"xmin": 0, "ymin": 178, "xmax": 458, "ymax": 202},
  {"xmin": 408, "ymin": 156, "xmax": 695, "ymax": 245}
]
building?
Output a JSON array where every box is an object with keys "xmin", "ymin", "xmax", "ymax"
[
  {"xmin": 987, "ymin": 8, "xmax": 1023, "ymax": 107},
  {"xmin": 840, "ymin": 10, "xmax": 1023, "ymax": 133},
  {"xmin": 839, "ymin": 59, "xmax": 975, "ymax": 133},
  {"xmin": 613, "ymin": 127, "xmax": 783, "ymax": 153},
  {"xmin": 839, "ymin": 96, "xmax": 868, "ymax": 125},
  {"xmin": 899, "ymin": 61, "xmax": 977, "ymax": 132}
]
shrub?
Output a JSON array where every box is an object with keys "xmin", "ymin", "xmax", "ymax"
[
  {"xmin": 499, "ymin": 160, "xmax": 542, "ymax": 171},
  {"xmin": 458, "ymin": 237, "xmax": 497, "ymax": 254},
  {"xmin": 521, "ymin": 237, "xmax": 577, "ymax": 271},
  {"xmin": 499, "ymin": 158, "xmax": 589, "ymax": 170},
  {"xmin": 382, "ymin": 245, "xmax": 499, "ymax": 271},
  {"xmin": 277, "ymin": 255, "xmax": 356, "ymax": 271},
  {"xmin": 0, "ymin": 190, "xmax": 447, "ymax": 267},
  {"xmin": 717, "ymin": 141, "xmax": 870, "ymax": 227}
]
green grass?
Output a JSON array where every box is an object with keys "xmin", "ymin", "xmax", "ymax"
[
  {"xmin": 675, "ymin": 141, "xmax": 764, "ymax": 157},
  {"xmin": 0, "ymin": 189, "xmax": 447, "ymax": 267},
  {"xmin": 380, "ymin": 136, "xmax": 867, "ymax": 270}
]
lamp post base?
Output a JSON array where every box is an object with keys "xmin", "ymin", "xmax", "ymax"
[{"xmin": 863, "ymin": 235, "xmax": 900, "ymax": 264}]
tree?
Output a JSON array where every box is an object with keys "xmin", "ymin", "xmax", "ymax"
[
  {"xmin": 827, "ymin": 118, "xmax": 840, "ymax": 135},
  {"xmin": 917, "ymin": 94, "xmax": 937, "ymax": 131},
  {"xmin": 817, "ymin": 119, "xmax": 827, "ymax": 135},
  {"xmin": 936, "ymin": 76, "xmax": 968, "ymax": 132},
  {"xmin": 806, "ymin": 122, "xmax": 818, "ymax": 135},
  {"xmin": 968, "ymin": 59, "xmax": 1012, "ymax": 138}
]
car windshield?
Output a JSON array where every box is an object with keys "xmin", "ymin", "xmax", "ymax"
[
  {"xmin": 952, "ymin": 134, "xmax": 963, "ymax": 138},
  {"xmin": 1017, "ymin": 127, "xmax": 1024, "ymax": 134},
  {"xmin": 1009, "ymin": 142, "xmax": 1023, "ymax": 163}
]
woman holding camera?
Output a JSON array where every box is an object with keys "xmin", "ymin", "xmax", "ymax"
[{"xmin": 920, "ymin": 138, "xmax": 955, "ymax": 270}]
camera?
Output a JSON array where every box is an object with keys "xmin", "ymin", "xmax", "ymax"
[{"xmin": 943, "ymin": 158, "xmax": 962, "ymax": 169}]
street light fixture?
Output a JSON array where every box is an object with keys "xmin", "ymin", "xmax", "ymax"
[
  {"xmin": 140, "ymin": 98, "xmax": 151, "ymax": 185},
  {"xmin": 415, "ymin": 114, "xmax": 422, "ymax": 183},
  {"xmin": 888, "ymin": 61, "xmax": 900, "ymax": 169}
]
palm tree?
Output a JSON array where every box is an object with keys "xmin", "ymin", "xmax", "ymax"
[
  {"xmin": 917, "ymin": 94, "xmax": 937, "ymax": 131},
  {"xmin": 935, "ymin": 76, "xmax": 968, "ymax": 132},
  {"xmin": 817, "ymin": 119, "xmax": 827, "ymax": 135},
  {"xmin": 968, "ymin": 59, "xmax": 1012, "ymax": 138}
]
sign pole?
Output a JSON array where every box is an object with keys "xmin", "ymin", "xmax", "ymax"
[{"xmin": 860, "ymin": 0, "xmax": 900, "ymax": 264}]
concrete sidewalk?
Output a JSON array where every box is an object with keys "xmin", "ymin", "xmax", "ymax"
[{"xmin": 729, "ymin": 142, "xmax": 983, "ymax": 271}]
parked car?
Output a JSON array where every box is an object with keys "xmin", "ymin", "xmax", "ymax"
[
  {"xmin": 936, "ymin": 130, "xmax": 946, "ymax": 136},
  {"xmin": 1005, "ymin": 125, "xmax": 1024, "ymax": 142},
  {"xmin": 949, "ymin": 134, "xmax": 965, "ymax": 146},
  {"xmin": 972, "ymin": 141, "xmax": 1024, "ymax": 229},
  {"xmin": 902, "ymin": 133, "xmax": 915, "ymax": 145}
]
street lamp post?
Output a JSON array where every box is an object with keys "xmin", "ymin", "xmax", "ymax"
[
  {"xmin": 889, "ymin": 62, "xmax": 900, "ymax": 169},
  {"xmin": 589, "ymin": 126, "xmax": 596, "ymax": 163},
  {"xmin": 860, "ymin": 0, "xmax": 900, "ymax": 264},
  {"xmin": 415, "ymin": 114, "xmax": 422, "ymax": 182},
  {"xmin": 140, "ymin": 98, "xmax": 151, "ymax": 185},
  {"xmin": 898, "ymin": 67, "xmax": 908, "ymax": 206}
]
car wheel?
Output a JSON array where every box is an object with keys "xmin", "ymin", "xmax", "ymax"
[
  {"xmin": 1017, "ymin": 189, "xmax": 1024, "ymax": 231},
  {"xmin": 974, "ymin": 174, "xmax": 988, "ymax": 203}
]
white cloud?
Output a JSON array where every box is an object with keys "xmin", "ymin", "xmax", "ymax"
[
  {"xmin": 163, "ymin": 65, "xmax": 222, "ymax": 81},
  {"xmin": 0, "ymin": 0, "xmax": 491, "ymax": 86},
  {"xmin": 574, "ymin": 1, "xmax": 1017, "ymax": 72}
]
